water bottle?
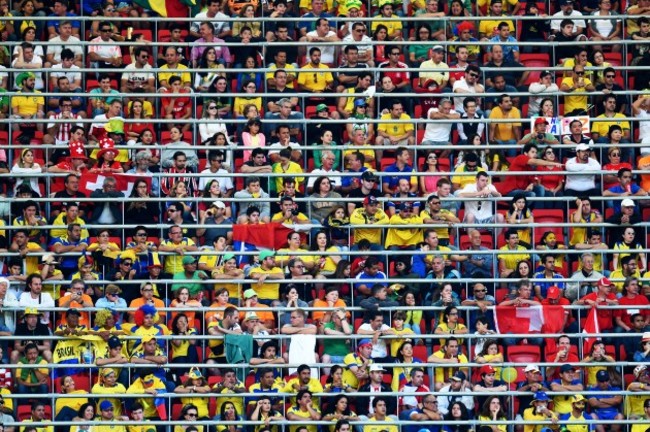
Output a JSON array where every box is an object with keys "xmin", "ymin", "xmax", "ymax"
[{"xmin": 82, "ymin": 347, "xmax": 93, "ymax": 364}]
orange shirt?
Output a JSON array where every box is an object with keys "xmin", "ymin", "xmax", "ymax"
[
  {"xmin": 638, "ymin": 155, "xmax": 650, "ymax": 191},
  {"xmin": 58, "ymin": 294, "xmax": 94, "ymax": 327},
  {"xmin": 238, "ymin": 303, "xmax": 275, "ymax": 327},
  {"xmin": 311, "ymin": 299, "xmax": 350, "ymax": 323},
  {"xmin": 128, "ymin": 297, "xmax": 166, "ymax": 323},
  {"xmin": 205, "ymin": 302, "xmax": 238, "ymax": 324}
]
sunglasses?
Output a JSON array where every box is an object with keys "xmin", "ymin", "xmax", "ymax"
[
  {"xmin": 610, "ymin": 152, "xmax": 620, "ymax": 157},
  {"xmin": 605, "ymin": 74, "xmax": 615, "ymax": 78},
  {"xmin": 575, "ymin": 71, "xmax": 585, "ymax": 75}
]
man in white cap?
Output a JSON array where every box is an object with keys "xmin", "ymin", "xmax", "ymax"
[
  {"xmin": 356, "ymin": 364, "xmax": 396, "ymax": 418},
  {"xmin": 606, "ymin": 199, "xmax": 643, "ymax": 248},
  {"xmin": 515, "ymin": 365, "xmax": 550, "ymax": 419},
  {"xmin": 565, "ymin": 142, "xmax": 601, "ymax": 197}
]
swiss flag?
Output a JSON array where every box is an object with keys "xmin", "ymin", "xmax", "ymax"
[
  {"xmin": 495, "ymin": 305, "xmax": 566, "ymax": 335},
  {"xmin": 582, "ymin": 307, "xmax": 601, "ymax": 354},
  {"xmin": 79, "ymin": 172, "xmax": 152, "ymax": 197}
]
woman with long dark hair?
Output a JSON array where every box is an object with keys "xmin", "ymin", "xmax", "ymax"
[
  {"xmin": 442, "ymin": 401, "xmax": 472, "ymax": 432},
  {"xmin": 170, "ymin": 313, "xmax": 199, "ymax": 377}
]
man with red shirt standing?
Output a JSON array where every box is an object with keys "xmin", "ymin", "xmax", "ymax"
[
  {"xmin": 541, "ymin": 286, "xmax": 578, "ymax": 334},
  {"xmin": 496, "ymin": 143, "xmax": 563, "ymax": 207},
  {"xmin": 575, "ymin": 277, "xmax": 618, "ymax": 343}
]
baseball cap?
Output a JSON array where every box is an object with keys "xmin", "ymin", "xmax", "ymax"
[
  {"xmin": 524, "ymin": 364, "xmax": 540, "ymax": 373},
  {"xmin": 223, "ymin": 253, "xmax": 235, "ymax": 262},
  {"xmin": 534, "ymin": 118, "xmax": 549, "ymax": 126},
  {"xmin": 67, "ymin": 308, "xmax": 81, "ymax": 317},
  {"xmin": 244, "ymin": 312, "xmax": 260, "ymax": 322},
  {"xmin": 354, "ymin": 98, "xmax": 367, "ymax": 107},
  {"xmin": 576, "ymin": 143, "xmax": 590, "ymax": 152},
  {"xmin": 141, "ymin": 334, "xmax": 156, "ymax": 343},
  {"xmin": 450, "ymin": 371, "xmax": 466, "ymax": 382},
  {"xmin": 108, "ymin": 336, "xmax": 122, "ymax": 349},
  {"xmin": 369, "ymin": 364, "xmax": 387, "ymax": 372},
  {"xmin": 100, "ymin": 400, "xmax": 113, "ymax": 411},
  {"xmin": 259, "ymin": 250, "xmax": 275, "ymax": 261},
  {"xmin": 547, "ymin": 286, "xmax": 560, "ymax": 300},
  {"xmin": 316, "ymin": 103, "xmax": 328, "ymax": 112},
  {"xmin": 560, "ymin": 364, "xmax": 576, "ymax": 373},
  {"xmin": 596, "ymin": 370, "xmax": 610, "ymax": 382},
  {"xmin": 23, "ymin": 307, "xmax": 39, "ymax": 316},
  {"xmin": 400, "ymin": 202, "xmax": 414, "ymax": 211},
  {"xmin": 598, "ymin": 277, "xmax": 613, "ymax": 287},
  {"xmin": 540, "ymin": 70, "xmax": 553, "ymax": 78},
  {"xmin": 212, "ymin": 201, "xmax": 226, "ymax": 209},
  {"xmin": 361, "ymin": 171, "xmax": 378, "ymax": 182},
  {"xmin": 243, "ymin": 289, "xmax": 258, "ymax": 299},
  {"xmin": 363, "ymin": 195, "xmax": 379, "ymax": 206},
  {"xmin": 531, "ymin": 391, "xmax": 550, "ymax": 403},
  {"xmin": 432, "ymin": 45, "xmax": 444, "ymax": 52},
  {"xmin": 182, "ymin": 255, "xmax": 197, "ymax": 265},
  {"xmin": 480, "ymin": 365, "xmax": 496, "ymax": 375},
  {"xmin": 642, "ymin": 332, "xmax": 650, "ymax": 342},
  {"xmin": 621, "ymin": 198, "xmax": 636, "ymax": 207},
  {"xmin": 572, "ymin": 394, "xmax": 586, "ymax": 403},
  {"xmin": 560, "ymin": 0, "xmax": 573, "ymax": 5}
]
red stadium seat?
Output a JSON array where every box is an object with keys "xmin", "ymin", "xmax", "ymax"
[{"xmin": 412, "ymin": 345, "xmax": 428, "ymax": 362}]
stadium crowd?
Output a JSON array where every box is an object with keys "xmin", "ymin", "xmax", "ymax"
[{"xmin": 1, "ymin": 0, "xmax": 650, "ymax": 431}]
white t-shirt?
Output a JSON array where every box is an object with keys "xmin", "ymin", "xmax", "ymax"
[
  {"xmin": 198, "ymin": 167, "xmax": 234, "ymax": 193},
  {"xmin": 268, "ymin": 141, "xmax": 300, "ymax": 156},
  {"xmin": 460, "ymin": 182, "xmax": 499, "ymax": 221},
  {"xmin": 88, "ymin": 36, "xmax": 121, "ymax": 64},
  {"xmin": 423, "ymin": 107, "xmax": 458, "ymax": 142},
  {"xmin": 452, "ymin": 78, "xmax": 480, "ymax": 114},
  {"xmin": 565, "ymin": 157, "xmax": 602, "ymax": 191},
  {"xmin": 19, "ymin": 291, "xmax": 55, "ymax": 325},
  {"xmin": 551, "ymin": 10, "xmax": 587, "ymax": 32},
  {"xmin": 50, "ymin": 64, "xmax": 82, "ymax": 85},
  {"xmin": 46, "ymin": 35, "xmax": 83, "ymax": 62},
  {"xmin": 11, "ymin": 58, "xmax": 44, "ymax": 90},
  {"xmin": 121, "ymin": 63, "xmax": 155, "ymax": 87},
  {"xmin": 190, "ymin": 11, "xmax": 231, "ymax": 35},
  {"xmin": 307, "ymin": 168, "xmax": 342, "ymax": 189},
  {"xmin": 342, "ymin": 34, "xmax": 373, "ymax": 59},
  {"xmin": 306, "ymin": 30, "xmax": 338, "ymax": 64},
  {"xmin": 637, "ymin": 108, "xmax": 650, "ymax": 149},
  {"xmin": 358, "ymin": 322, "xmax": 390, "ymax": 358}
]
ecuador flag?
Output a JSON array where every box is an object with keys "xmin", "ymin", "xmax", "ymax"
[{"xmin": 133, "ymin": 0, "xmax": 199, "ymax": 17}]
